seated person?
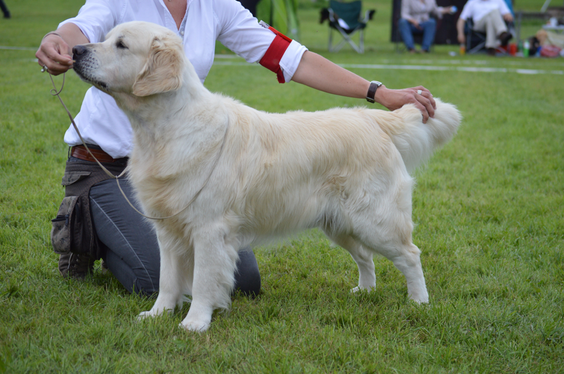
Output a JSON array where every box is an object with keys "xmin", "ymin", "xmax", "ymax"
[
  {"xmin": 399, "ymin": 0, "xmax": 455, "ymax": 53},
  {"xmin": 457, "ymin": 0, "xmax": 514, "ymax": 56}
]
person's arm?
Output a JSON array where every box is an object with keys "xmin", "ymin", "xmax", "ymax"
[
  {"xmin": 291, "ymin": 51, "xmax": 436, "ymax": 122},
  {"xmin": 429, "ymin": 0, "xmax": 448, "ymax": 18},
  {"xmin": 436, "ymin": 4, "xmax": 455, "ymax": 15},
  {"xmin": 456, "ymin": 17, "xmax": 466, "ymax": 44},
  {"xmin": 498, "ymin": 0, "xmax": 514, "ymax": 22},
  {"xmin": 216, "ymin": 0, "xmax": 435, "ymax": 120},
  {"xmin": 36, "ymin": 0, "xmax": 119, "ymax": 76},
  {"xmin": 401, "ymin": 0, "xmax": 421, "ymax": 28},
  {"xmin": 456, "ymin": 2, "xmax": 473, "ymax": 44},
  {"xmin": 35, "ymin": 22, "xmax": 89, "ymax": 76}
]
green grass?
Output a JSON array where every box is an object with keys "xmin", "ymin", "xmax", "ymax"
[{"xmin": 1, "ymin": 0, "xmax": 563, "ymax": 373}]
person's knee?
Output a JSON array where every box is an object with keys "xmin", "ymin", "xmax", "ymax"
[
  {"xmin": 398, "ymin": 18, "xmax": 409, "ymax": 29},
  {"xmin": 235, "ymin": 268, "xmax": 261, "ymax": 297},
  {"xmin": 490, "ymin": 8, "xmax": 502, "ymax": 18},
  {"xmin": 102, "ymin": 249, "xmax": 160, "ymax": 297},
  {"xmin": 484, "ymin": 9, "xmax": 504, "ymax": 26},
  {"xmin": 234, "ymin": 248, "xmax": 261, "ymax": 297},
  {"xmin": 131, "ymin": 281, "xmax": 159, "ymax": 297}
]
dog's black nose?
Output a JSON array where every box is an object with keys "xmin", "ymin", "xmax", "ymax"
[{"xmin": 72, "ymin": 45, "xmax": 88, "ymax": 60}]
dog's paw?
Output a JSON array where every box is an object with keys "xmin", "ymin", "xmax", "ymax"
[
  {"xmin": 408, "ymin": 286, "xmax": 429, "ymax": 304},
  {"xmin": 137, "ymin": 308, "xmax": 172, "ymax": 321},
  {"xmin": 410, "ymin": 294, "xmax": 429, "ymax": 304},
  {"xmin": 137, "ymin": 311, "xmax": 156, "ymax": 321},
  {"xmin": 179, "ymin": 319, "xmax": 211, "ymax": 332},
  {"xmin": 350, "ymin": 286, "xmax": 374, "ymax": 293}
]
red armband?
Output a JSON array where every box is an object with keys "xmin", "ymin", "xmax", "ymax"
[{"xmin": 259, "ymin": 27, "xmax": 292, "ymax": 83}]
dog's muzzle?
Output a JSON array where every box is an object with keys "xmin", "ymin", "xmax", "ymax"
[
  {"xmin": 72, "ymin": 44, "xmax": 89, "ymax": 60},
  {"xmin": 72, "ymin": 45, "xmax": 108, "ymax": 90},
  {"xmin": 72, "ymin": 44, "xmax": 93, "ymax": 70}
]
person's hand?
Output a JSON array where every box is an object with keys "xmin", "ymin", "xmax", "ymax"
[
  {"xmin": 442, "ymin": 6, "xmax": 455, "ymax": 14},
  {"xmin": 503, "ymin": 13, "xmax": 514, "ymax": 22},
  {"xmin": 457, "ymin": 32, "xmax": 466, "ymax": 45},
  {"xmin": 375, "ymin": 85, "xmax": 436, "ymax": 123},
  {"xmin": 411, "ymin": 20, "xmax": 422, "ymax": 30},
  {"xmin": 35, "ymin": 33, "xmax": 74, "ymax": 75}
]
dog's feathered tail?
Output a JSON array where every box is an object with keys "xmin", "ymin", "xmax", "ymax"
[{"xmin": 371, "ymin": 98, "xmax": 462, "ymax": 173}]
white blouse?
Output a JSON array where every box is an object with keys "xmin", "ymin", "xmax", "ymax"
[
  {"xmin": 459, "ymin": 0, "xmax": 511, "ymax": 22},
  {"xmin": 62, "ymin": 0, "xmax": 308, "ymax": 158}
]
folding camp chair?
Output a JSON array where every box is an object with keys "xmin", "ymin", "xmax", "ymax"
[
  {"xmin": 321, "ymin": 0, "xmax": 375, "ymax": 53},
  {"xmin": 465, "ymin": 18, "xmax": 487, "ymax": 54},
  {"xmin": 465, "ymin": 17, "xmax": 518, "ymax": 55}
]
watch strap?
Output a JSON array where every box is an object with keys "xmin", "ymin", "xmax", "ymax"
[{"xmin": 366, "ymin": 81, "xmax": 382, "ymax": 103}]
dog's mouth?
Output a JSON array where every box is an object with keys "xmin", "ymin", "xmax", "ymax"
[
  {"xmin": 73, "ymin": 66, "xmax": 109, "ymax": 91},
  {"xmin": 72, "ymin": 55, "xmax": 109, "ymax": 92}
]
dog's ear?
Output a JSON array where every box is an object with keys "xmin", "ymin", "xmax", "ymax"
[{"xmin": 132, "ymin": 36, "xmax": 183, "ymax": 97}]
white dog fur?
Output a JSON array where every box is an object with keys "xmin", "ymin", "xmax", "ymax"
[{"xmin": 72, "ymin": 21, "xmax": 461, "ymax": 332}]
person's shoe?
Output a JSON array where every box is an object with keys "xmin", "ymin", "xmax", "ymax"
[
  {"xmin": 58, "ymin": 252, "xmax": 95, "ymax": 279},
  {"xmin": 408, "ymin": 48, "xmax": 416, "ymax": 54},
  {"xmin": 3, "ymin": 13, "xmax": 10, "ymax": 19},
  {"xmin": 498, "ymin": 32, "xmax": 512, "ymax": 47},
  {"xmin": 487, "ymin": 48, "xmax": 496, "ymax": 56}
]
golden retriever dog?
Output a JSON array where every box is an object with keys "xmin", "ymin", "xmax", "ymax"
[{"xmin": 72, "ymin": 21, "xmax": 461, "ymax": 332}]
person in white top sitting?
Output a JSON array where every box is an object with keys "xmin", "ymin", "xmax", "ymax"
[
  {"xmin": 457, "ymin": 0, "xmax": 514, "ymax": 55},
  {"xmin": 36, "ymin": 0, "xmax": 437, "ymax": 297}
]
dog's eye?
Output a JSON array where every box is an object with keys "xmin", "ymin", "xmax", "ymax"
[{"xmin": 116, "ymin": 40, "xmax": 128, "ymax": 50}]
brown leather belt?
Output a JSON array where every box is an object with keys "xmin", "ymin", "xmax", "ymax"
[{"xmin": 70, "ymin": 145, "xmax": 123, "ymax": 163}]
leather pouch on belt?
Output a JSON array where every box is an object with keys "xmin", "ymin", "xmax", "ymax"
[{"xmin": 50, "ymin": 171, "xmax": 91, "ymax": 255}]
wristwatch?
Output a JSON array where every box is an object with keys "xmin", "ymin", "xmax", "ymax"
[{"xmin": 366, "ymin": 81, "xmax": 382, "ymax": 103}]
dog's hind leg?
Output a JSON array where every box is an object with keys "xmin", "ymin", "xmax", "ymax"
[
  {"xmin": 352, "ymin": 178, "xmax": 429, "ymax": 303},
  {"xmin": 139, "ymin": 229, "xmax": 193, "ymax": 319},
  {"xmin": 179, "ymin": 227, "xmax": 239, "ymax": 332},
  {"xmin": 389, "ymin": 243, "xmax": 428, "ymax": 303},
  {"xmin": 324, "ymin": 232, "xmax": 376, "ymax": 292},
  {"xmin": 354, "ymin": 220, "xmax": 429, "ymax": 304}
]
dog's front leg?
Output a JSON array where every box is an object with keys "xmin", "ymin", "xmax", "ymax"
[
  {"xmin": 139, "ymin": 231, "xmax": 192, "ymax": 319},
  {"xmin": 180, "ymin": 229, "xmax": 239, "ymax": 332}
]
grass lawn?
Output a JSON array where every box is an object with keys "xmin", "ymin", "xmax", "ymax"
[{"xmin": 1, "ymin": 0, "xmax": 563, "ymax": 373}]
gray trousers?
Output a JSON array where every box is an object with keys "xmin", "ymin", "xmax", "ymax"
[
  {"xmin": 69, "ymin": 156, "xmax": 261, "ymax": 296},
  {"xmin": 474, "ymin": 9, "xmax": 508, "ymax": 49}
]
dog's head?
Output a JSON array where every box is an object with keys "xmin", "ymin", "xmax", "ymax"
[{"xmin": 73, "ymin": 21, "xmax": 184, "ymax": 97}]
